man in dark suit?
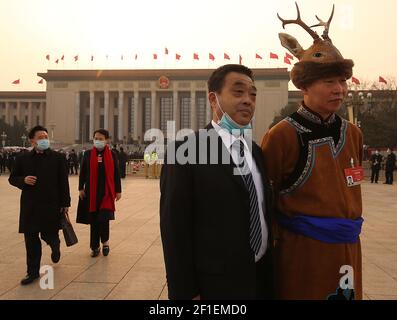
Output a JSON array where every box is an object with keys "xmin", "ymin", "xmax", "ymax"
[
  {"xmin": 68, "ymin": 149, "xmax": 79, "ymax": 175},
  {"xmin": 118, "ymin": 147, "xmax": 128, "ymax": 179},
  {"xmin": 384, "ymin": 148, "xmax": 396, "ymax": 185},
  {"xmin": 370, "ymin": 150, "xmax": 383, "ymax": 183},
  {"xmin": 160, "ymin": 64, "xmax": 274, "ymax": 300},
  {"xmin": 9, "ymin": 125, "xmax": 71, "ymax": 285}
]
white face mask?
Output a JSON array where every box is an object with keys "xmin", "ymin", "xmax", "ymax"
[
  {"xmin": 94, "ymin": 140, "xmax": 106, "ymax": 150},
  {"xmin": 36, "ymin": 139, "xmax": 50, "ymax": 151},
  {"xmin": 212, "ymin": 93, "xmax": 252, "ymax": 133}
]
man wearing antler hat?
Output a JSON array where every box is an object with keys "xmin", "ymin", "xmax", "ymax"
[{"xmin": 261, "ymin": 3, "xmax": 363, "ymax": 300}]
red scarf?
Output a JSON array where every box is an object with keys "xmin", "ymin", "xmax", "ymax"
[{"xmin": 89, "ymin": 145, "xmax": 116, "ymax": 213}]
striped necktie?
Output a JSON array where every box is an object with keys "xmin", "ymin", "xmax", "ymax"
[{"xmin": 232, "ymin": 140, "xmax": 262, "ymax": 255}]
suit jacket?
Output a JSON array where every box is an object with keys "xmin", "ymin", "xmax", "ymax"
[
  {"xmin": 385, "ymin": 153, "xmax": 396, "ymax": 170},
  {"xmin": 371, "ymin": 154, "xmax": 383, "ymax": 169},
  {"xmin": 160, "ymin": 123, "xmax": 274, "ymax": 300},
  {"xmin": 8, "ymin": 149, "xmax": 71, "ymax": 233}
]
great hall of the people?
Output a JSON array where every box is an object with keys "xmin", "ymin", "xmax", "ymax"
[{"xmin": 1, "ymin": 68, "xmax": 291, "ymax": 144}]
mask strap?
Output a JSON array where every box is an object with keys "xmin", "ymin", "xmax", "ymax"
[{"xmin": 212, "ymin": 93, "xmax": 225, "ymax": 123}]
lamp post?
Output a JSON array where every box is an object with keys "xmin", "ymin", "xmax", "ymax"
[
  {"xmin": 49, "ymin": 123, "xmax": 56, "ymax": 141},
  {"xmin": 1, "ymin": 132, "xmax": 7, "ymax": 148},
  {"xmin": 346, "ymin": 91, "xmax": 372, "ymax": 126},
  {"xmin": 21, "ymin": 134, "xmax": 27, "ymax": 147}
]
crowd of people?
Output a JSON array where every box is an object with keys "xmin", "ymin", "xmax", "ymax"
[{"xmin": 0, "ymin": 147, "xmax": 30, "ymax": 175}]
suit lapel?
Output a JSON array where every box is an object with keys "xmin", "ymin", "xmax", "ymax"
[
  {"xmin": 251, "ymin": 143, "xmax": 273, "ymax": 226},
  {"xmin": 251, "ymin": 144, "xmax": 267, "ymax": 187},
  {"xmin": 205, "ymin": 122, "xmax": 248, "ymax": 194}
]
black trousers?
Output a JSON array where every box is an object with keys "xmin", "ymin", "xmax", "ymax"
[
  {"xmin": 371, "ymin": 167, "xmax": 380, "ymax": 183},
  {"xmin": 119, "ymin": 164, "xmax": 126, "ymax": 178},
  {"xmin": 255, "ymin": 251, "xmax": 274, "ymax": 299},
  {"xmin": 69, "ymin": 164, "xmax": 78, "ymax": 175},
  {"xmin": 24, "ymin": 231, "xmax": 60, "ymax": 277},
  {"xmin": 385, "ymin": 170, "xmax": 394, "ymax": 184},
  {"xmin": 90, "ymin": 220, "xmax": 110, "ymax": 249}
]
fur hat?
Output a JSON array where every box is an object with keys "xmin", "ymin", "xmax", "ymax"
[
  {"xmin": 291, "ymin": 59, "xmax": 354, "ymax": 89},
  {"xmin": 277, "ymin": 3, "xmax": 354, "ymax": 89}
]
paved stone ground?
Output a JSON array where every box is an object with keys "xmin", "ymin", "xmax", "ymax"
[{"xmin": 0, "ymin": 174, "xmax": 396, "ymax": 300}]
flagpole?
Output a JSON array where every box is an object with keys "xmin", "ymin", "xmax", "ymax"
[{"xmin": 164, "ymin": 54, "xmax": 166, "ymax": 69}]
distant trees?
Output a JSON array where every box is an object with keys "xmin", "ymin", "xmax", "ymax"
[
  {"xmin": 358, "ymin": 79, "xmax": 397, "ymax": 148},
  {"xmin": 270, "ymin": 78, "xmax": 397, "ymax": 148},
  {"xmin": 0, "ymin": 119, "xmax": 29, "ymax": 147}
]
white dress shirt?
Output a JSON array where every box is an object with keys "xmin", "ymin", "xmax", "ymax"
[{"xmin": 211, "ymin": 120, "xmax": 268, "ymax": 262}]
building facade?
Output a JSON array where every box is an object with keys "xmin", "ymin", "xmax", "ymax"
[
  {"xmin": 2, "ymin": 68, "xmax": 291, "ymax": 144},
  {"xmin": 0, "ymin": 92, "xmax": 46, "ymax": 129}
]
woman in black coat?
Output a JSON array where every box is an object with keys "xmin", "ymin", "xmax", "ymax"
[{"xmin": 77, "ymin": 129, "xmax": 122, "ymax": 257}]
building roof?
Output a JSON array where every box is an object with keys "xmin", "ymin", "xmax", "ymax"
[
  {"xmin": 289, "ymin": 90, "xmax": 303, "ymax": 99},
  {"xmin": 37, "ymin": 68, "xmax": 290, "ymax": 81},
  {"xmin": 0, "ymin": 91, "xmax": 46, "ymax": 99}
]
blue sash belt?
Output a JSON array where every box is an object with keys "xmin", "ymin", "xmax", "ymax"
[{"xmin": 277, "ymin": 213, "xmax": 363, "ymax": 244}]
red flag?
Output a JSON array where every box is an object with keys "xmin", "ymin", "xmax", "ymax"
[
  {"xmin": 284, "ymin": 56, "xmax": 291, "ymax": 65},
  {"xmin": 255, "ymin": 53, "xmax": 263, "ymax": 59},
  {"xmin": 285, "ymin": 52, "xmax": 294, "ymax": 60},
  {"xmin": 38, "ymin": 79, "xmax": 44, "ymax": 84},
  {"xmin": 153, "ymin": 53, "xmax": 158, "ymax": 60},
  {"xmin": 61, "ymin": 54, "xmax": 64, "ymax": 61},
  {"xmin": 175, "ymin": 53, "xmax": 181, "ymax": 60},
  {"xmin": 74, "ymin": 55, "xmax": 79, "ymax": 62},
  {"xmin": 239, "ymin": 55, "xmax": 242, "ymax": 65},
  {"xmin": 91, "ymin": 55, "xmax": 94, "ymax": 61},
  {"xmin": 224, "ymin": 53, "xmax": 230, "ymax": 60},
  {"xmin": 379, "ymin": 76, "xmax": 387, "ymax": 84},
  {"xmin": 12, "ymin": 79, "xmax": 20, "ymax": 84},
  {"xmin": 209, "ymin": 53, "xmax": 215, "ymax": 61},
  {"xmin": 193, "ymin": 53, "xmax": 199, "ymax": 60},
  {"xmin": 351, "ymin": 76, "xmax": 360, "ymax": 85},
  {"xmin": 270, "ymin": 52, "xmax": 279, "ymax": 59},
  {"xmin": 165, "ymin": 47, "xmax": 169, "ymax": 55},
  {"xmin": 55, "ymin": 59, "xmax": 59, "ymax": 64},
  {"xmin": 46, "ymin": 54, "xmax": 50, "ymax": 61}
]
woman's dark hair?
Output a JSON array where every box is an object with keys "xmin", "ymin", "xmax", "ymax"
[{"xmin": 93, "ymin": 129, "xmax": 109, "ymax": 139}]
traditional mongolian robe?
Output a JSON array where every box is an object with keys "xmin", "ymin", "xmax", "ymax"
[{"xmin": 261, "ymin": 104, "xmax": 363, "ymax": 300}]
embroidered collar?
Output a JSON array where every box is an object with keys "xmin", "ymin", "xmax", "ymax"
[{"xmin": 297, "ymin": 103, "xmax": 336, "ymax": 126}]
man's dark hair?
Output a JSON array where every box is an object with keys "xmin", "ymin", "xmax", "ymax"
[
  {"xmin": 120, "ymin": 147, "xmax": 124, "ymax": 151},
  {"xmin": 93, "ymin": 129, "xmax": 109, "ymax": 139},
  {"xmin": 28, "ymin": 125, "xmax": 48, "ymax": 139},
  {"xmin": 207, "ymin": 64, "xmax": 254, "ymax": 93}
]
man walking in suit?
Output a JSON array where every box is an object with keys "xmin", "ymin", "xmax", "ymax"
[
  {"xmin": 384, "ymin": 148, "xmax": 396, "ymax": 185},
  {"xmin": 370, "ymin": 150, "xmax": 383, "ymax": 183},
  {"xmin": 160, "ymin": 64, "xmax": 274, "ymax": 300},
  {"xmin": 9, "ymin": 125, "xmax": 71, "ymax": 285}
]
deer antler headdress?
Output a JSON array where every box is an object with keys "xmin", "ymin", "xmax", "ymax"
[{"xmin": 277, "ymin": 2, "xmax": 354, "ymax": 89}]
